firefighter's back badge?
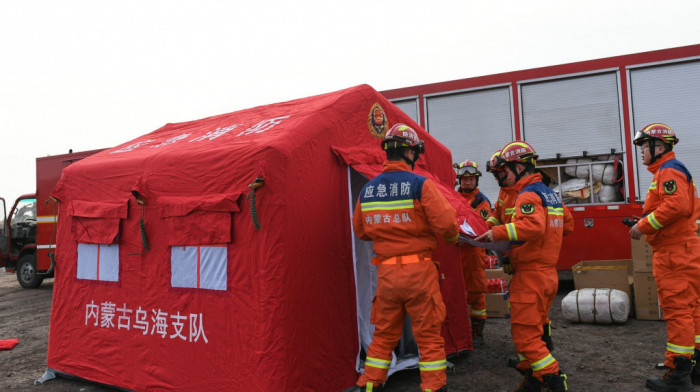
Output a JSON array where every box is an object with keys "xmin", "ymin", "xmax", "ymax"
[{"xmin": 368, "ymin": 103, "xmax": 388, "ymax": 139}]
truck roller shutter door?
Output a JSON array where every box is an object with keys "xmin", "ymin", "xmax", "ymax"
[
  {"xmin": 391, "ymin": 97, "xmax": 420, "ymax": 124},
  {"xmin": 629, "ymin": 60, "xmax": 700, "ymax": 201},
  {"xmin": 425, "ymin": 86, "xmax": 514, "ymax": 203},
  {"xmin": 520, "ymin": 72, "xmax": 623, "ymax": 159}
]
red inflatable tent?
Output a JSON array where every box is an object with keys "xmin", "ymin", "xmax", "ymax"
[{"xmin": 47, "ymin": 85, "xmax": 479, "ymax": 391}]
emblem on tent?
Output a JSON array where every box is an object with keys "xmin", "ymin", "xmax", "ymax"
[{"xmin": 368, "ymin": 103, "xmax": 388, "ymax": 139}]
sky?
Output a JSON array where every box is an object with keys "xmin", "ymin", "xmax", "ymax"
[{"xmin": 1, "ymin": 0, "xmax": 699, "ymax": 207}]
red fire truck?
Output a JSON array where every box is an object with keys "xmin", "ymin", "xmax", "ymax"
[
  {"xmin": 381, "ymin": 44, "xmax": 700, "ymax": 277},
  {"xmin": 0, "ymin": 149, "xmax": 103, "ymax": 288}
]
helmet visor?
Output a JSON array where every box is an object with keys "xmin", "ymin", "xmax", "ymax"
[
  {"xmin": 633, "ymin": 131, "xmax": 651, "ymax": 146},
  {"xmin": 490, "ymin": 156, "xmax": 508, "ymax": 171},
  {"xmin": 414, "ymin": 141, "xmax": 425, "ymax": 154},
  {"xmin": 457, "ymin": 165, "xmax": 479, "ymax": 177}
]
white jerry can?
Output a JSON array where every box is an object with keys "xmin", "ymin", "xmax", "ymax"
[{"xmin": 561, "ymin": 288, "xmax": 630, "ymax": 324}]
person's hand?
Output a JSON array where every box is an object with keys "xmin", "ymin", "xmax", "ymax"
[
  {"xmin": 475, "ymin": 230, "xmax": 494, "ymax": 242},
  {"xmin": 502, "ymin": 260, "xmax": 514, "ymax": 275},
  {"xmin": 629, "ymin": 223, "xmax": 643, "ymax": 240}
]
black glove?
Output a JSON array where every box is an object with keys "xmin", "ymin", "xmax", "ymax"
[
  {"xmin": 496, "ymin": 251, "xmax": 513, "ymax": 275},
  {"xmin": 621, "ymin": 217, "xmax": 638, "ymax": 227}
]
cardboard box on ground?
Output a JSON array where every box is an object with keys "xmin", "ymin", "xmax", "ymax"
[
  {"xmin": 571, "ymin": 258, "xmax": 638, "ymax": 318},
  {"xmin": 572, "ymin": 259, "xmax": 634, "ymax": 299},
  {"xmin": 630, "ymin": 236, "xmax": 653, "ymax": 272},
  {"xmin": 485, "ymin": 268, "xmax": 510, "ymax": 318},
  {"xmin": 633, "ymin": 271, "xmax": 662, "ymax": 320},
  {"xmin": 567, "ymin": 224, "xmax": 698, "ymax": 321},
  {"xmin": 630, "ymin": 236, "xmax": 662, "ymax": 320},
  {"xmin": 485, "ymin": 293, "xmax": 510, "ymax": 318}
]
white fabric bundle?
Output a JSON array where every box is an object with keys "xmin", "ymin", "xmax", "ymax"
[
  {"xmin": 564, "ymin": 158, "xmax": 592, "ymax": 178},
  {"xmin": 565, "ymin": 157, "xmax": 620, "ymax": 184},
  {"xmin": 590, "ymin": 163, "xmax": 618, "ymax": 185},
  {"xmin": 596, "ymin": 154, "xmax": 616, "ymax": 161},
  {"xmin": 561, "ymin": 288, "xmax": 630, "ymax": 324},
  {"xmin": 560, "ymin": 178, "xmax": 588, "ymax": 193},
  {"xmin": 596, "ymin": 184, "xmax": 620, "ymax": 203}
]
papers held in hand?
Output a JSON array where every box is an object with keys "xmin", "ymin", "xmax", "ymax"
[{"xmin": 458, "ymin": 219, "xmax": 511, "ymax": 252}]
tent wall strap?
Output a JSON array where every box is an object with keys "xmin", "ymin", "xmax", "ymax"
[{"xmin": 247, "ymin": 177, "xmax": 265, "ymax": 231}]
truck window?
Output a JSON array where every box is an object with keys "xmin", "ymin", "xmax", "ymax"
[
  {"xmin": 0, "ymin": 197, "xmax": 5, "ymax": 235},
  {"xmin": 12, "ymin": 199, "xmax": 37, "ymax": 225},
  {"xmin": 539, "ymin": 155, "xmax": 625, "ymax": 205}
]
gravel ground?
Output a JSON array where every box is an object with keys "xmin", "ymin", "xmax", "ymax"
[{"xmin": 1, "ymin": 270, "xmax": 669, "ymax": 391}]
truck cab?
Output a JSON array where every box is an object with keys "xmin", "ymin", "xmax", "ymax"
[
  {"xmin": 0, "ymin": 148, "xmax": 104, "ymax": 288},
  {"xmin": 0, "ymin": 195, "xmax": 42, "ymax": 288}
]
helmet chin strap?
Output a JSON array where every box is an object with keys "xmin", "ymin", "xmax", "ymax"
[
  {"xmin": 402, "ymin": 149, "xmax": 420, "ymax": 169},
  {"xmin": 507, "ymin": 162, "xmax": 527, "ymax": 183},
  {"xmin": 648, "ymin": 139, "xmax": 669, "ymax": 165},
  {"xmin": 494, "ymin": 172, "xmax": 507, "ymax": 187}
]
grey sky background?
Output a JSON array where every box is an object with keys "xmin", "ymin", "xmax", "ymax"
[{"xmin": 1, "ymin": 0, "xmax": 698, "ymax": 206}]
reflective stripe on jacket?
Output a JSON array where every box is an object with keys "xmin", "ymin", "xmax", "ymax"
[
  {"xmin": 492, "ymin": 173, "xmax": 565, "ymax": 269},
  {"xmin": 638, "ymin": 152, "xmax": 700, "ymax": 247},
  {"xmin": 353, "ymin": 160, "xmax": 459, "ymax": 258},
  {"xmin": 487, "ymin": 186, "xmax": 517, "ymax": 228}
]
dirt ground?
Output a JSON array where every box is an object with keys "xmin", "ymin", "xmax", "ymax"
[{"xmin": 0, "ymin": 269, "xmax": 669, "ymax": 392}]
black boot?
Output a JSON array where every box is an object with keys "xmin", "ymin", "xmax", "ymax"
[
  {"xmin": 424, "ymin": 387, "xmax": 447, "ymax": 392},
  {"xmin": 691, "ymin": 349, "xmax": 700, "ymax": 385},
  {"xmin": 513, "ymin": 369, "xmax": 542, "ymax": 392},
  {"xmin": 507, "ymin": 355, "xmax": 520, "ymax": 369},
  {"xmin": 541, "ymin": 372, "xmax": 568, "ymax": 392},
  {"xmin": 542, "ymin": 323, "xmax": 554, "ymax": 352},
  {"xmin": 646, "ymin": 356, "xmax": 693, "ymax": 392},
  {"xmin": 470, "ymin": 318, "xmax": 485, "ymax": 348}
]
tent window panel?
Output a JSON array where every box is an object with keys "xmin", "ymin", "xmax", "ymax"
[
  {"xmin": 70, "ymin": 200, "xmax": 128, "ymax": 244},
  {"xmin": 158, "ymin": 193, "xmax": 241, "ymax": 246},
  {"xmin": 171, "ymin": 245, "xmax": 227, "ymax": 291},
  {"xmin": 200, "ymin": 246, "xmax": 227, "ymax": 290},
  {"xmin": 98, "ymin": 244, "xmax": 119, "ymax": 281},
  {"xmin": 77, "ymin": 243, "xmax": 98, "ymax": 280},
  {"xmin": 162, "ymin": 211, "xmax": 233, "ymax": 246},
  {"xmin": 171, "ymin": 246, "xmax": 198, "ymax": 288},
  {"xmin": 77, "ymin": 243, "xmax": 120, "ymax": 282}
]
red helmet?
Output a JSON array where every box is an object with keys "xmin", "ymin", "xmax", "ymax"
[
  {"xmin": 633, "ymin": 123, "xmax": 679, "ymax": 147},
  {"xmin": 486, "ymin": 149, "xmax": 502, "ymax": 172},
  {"xmin": 381, "ymin": 123, "xmax": 425, "ymax": 153},
  {"xmin": 497, "ymin": 141, "xmax": 538, "ymax": 167},
  {"xmin": 455, "ymin": 159, "xmax": 481, "ymax": 177}
]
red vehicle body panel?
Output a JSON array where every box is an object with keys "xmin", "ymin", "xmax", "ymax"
[
  {"xmin": 381, "ymin": 44, "xmax": 700, "ymax": 271},
  {"xmin": 2, "ymin": 149, "xmax": 104, "ymax": 276},
  {"xmin": 34, "ymin": 149, "xmax": 105, "ymax": 272}
]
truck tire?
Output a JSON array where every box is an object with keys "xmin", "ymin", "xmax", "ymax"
[{"xmin": 16, "ymin": 254, "xmax": 43, "ymax": 289}]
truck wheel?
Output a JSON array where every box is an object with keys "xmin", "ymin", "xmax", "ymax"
[{"xmin": 16, "ymin": 255, "xmax": 43, "ymax": 289}]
